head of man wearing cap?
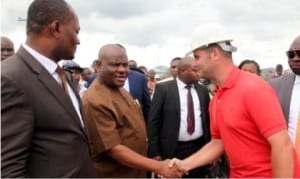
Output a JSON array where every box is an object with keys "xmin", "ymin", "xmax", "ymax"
[
  {"xmin": 63, "ymin": 61, "xmax": 83, "ymax": 83},
  {"xmin": 187, "ymin": 39, "xmax": 237, "ymax": 81}
]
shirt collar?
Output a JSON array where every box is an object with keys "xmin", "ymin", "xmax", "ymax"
[
  {"xmin": 176, "ymin": 78, "xmax": 194, "ymax": 89},
  {"xmin": 22, "ymin": 43, "xmax": 58, "ymax": 74},
  {"xmin": 295, "ymin": 74, "xmax": 300, "ymax": 84},
  {"xmin": 216, "ymin": 66, "xmax": 240, "ymax": 91}
]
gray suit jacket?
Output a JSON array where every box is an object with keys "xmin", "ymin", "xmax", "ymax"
[
  {"xmin": 269, "ymin": 73, "xmax": 296, "ymax": 123},
  {"xmin": 147, "ymin": 80, "xmax": 211, "ymax": 159},
  {"xmin": 1, "ymin": 46, "xmax": 96, "ymax": 177}
]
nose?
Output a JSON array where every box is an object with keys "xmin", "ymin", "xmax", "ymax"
[
  {"xmin": 76, "ymin": 37, "xmax": 80, "ymax": 45},
  {"xmin": 2, "ymin": 49, "xmax": 12, "ymax": 55},
  {"xmin": 117, "ymin": 65, "xmax": 129, "ymax": 73}
]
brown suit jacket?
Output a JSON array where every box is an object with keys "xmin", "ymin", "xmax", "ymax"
[{"xmin": 1, "ymin": 46, "xmax": 96, "ymax": 177}]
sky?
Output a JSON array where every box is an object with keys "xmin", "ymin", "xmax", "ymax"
[{"xmin": 1, "ymin": 0, "xmax": 299, "ymax": 70}]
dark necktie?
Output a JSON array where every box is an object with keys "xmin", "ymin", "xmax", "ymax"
[
  {"xmin": 56, "ymin": 66, "xmax": 84, "ymax": 127},
  {"xmin": 56, "ymin": 66, "xmax": 70, "ymax": 97},
  {"xmin": 186, "ymin": 84, "xmax": 195, "ymax": 134}
]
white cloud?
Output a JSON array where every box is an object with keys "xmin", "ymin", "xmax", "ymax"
[{"xmin": 1, "ymin": 0, "xmax": 299, "ymax": 70}]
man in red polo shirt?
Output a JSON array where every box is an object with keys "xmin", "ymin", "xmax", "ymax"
[{"xmin": 169, "ymin": 38, "xmax": 299, "ymax": 178}]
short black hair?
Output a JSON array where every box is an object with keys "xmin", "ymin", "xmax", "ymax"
[
  {"xmin": 276, "ymin": 64, "xmax": 283, "ymax": 70},
  {"xmin": 171, "ymin": 57, "xmax": 181, "ymax": 63},
  {"xmin": 26, "ymin": 0, "xmax": 72, "ymax": 34},
  {"xmin": 238, "ymin": 59, "xmax": 261, "ymax": 75}
]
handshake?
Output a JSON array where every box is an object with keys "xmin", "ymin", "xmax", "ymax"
[{"xmin": 153, "ymin": 157, "xmax": 189, "ymax": 178}]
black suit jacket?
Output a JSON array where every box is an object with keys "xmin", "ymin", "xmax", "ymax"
[
  {"xmin": 1, "ymin": 46, "xmax": 96, "ymax": 177},
  {"xmin": 147, "ymin": 80, "xmax": 211, "ymax": 159}
]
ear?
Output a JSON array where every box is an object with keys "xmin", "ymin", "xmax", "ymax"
[
  {"xmin": 97, "ymin": 60, "xmax": 103, "ymax": 72},
  {"xmin": 209, "ymin": 47, "xmax": 219, "ymax": 60},
  {"xmin": 50, "ymin": 20, "xmax": 61, "ymax": 38}
]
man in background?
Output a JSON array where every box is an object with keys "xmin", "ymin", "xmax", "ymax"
[
  {"xmin": 63, "ymin": 61, "xmax": 87, "ymax": 97},
  {"xmin": 87, "ymin": 59, "xmax": 101, "ymax": 87},
  {"xmin": 269, "ymin": 35, "xmax": 300, "ymax": 162},
  {"xmin": 1, "ymin": 36, "xmax": 14, "ymax": 61},
  {"xmin": 271, "ymin": 64, "xmax": 284, "ymax": 78},
  {"xmin": 158, "ymin": 57, "xmax": 181, "ymax": 83},
  {"xmin": 81, "ymin": 67, "xmax": 93, "ymax": 88},
  {"xmin": 147, "ymin": 69, "xmax": 157, "ymax": 97},
  {"xmin": 124, "ymin": 69, "xmax": 151, "ymax": 123},
  {"xmin": 148, "ymin": 56, "xmax": 211, "ymax": 178},
  {"xmin": 124, "ymin": 58, "xmax": 151, "ymax": 122}
]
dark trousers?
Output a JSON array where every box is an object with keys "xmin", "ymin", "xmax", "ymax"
[{"xmin": 175, "ymin": 137, "xmax": 210, "ymax": 178}]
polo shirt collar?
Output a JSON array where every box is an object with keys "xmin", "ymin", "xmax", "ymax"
[{"xmin": 215, "ymin": 66, "xmax": 240, "ymax": 91}]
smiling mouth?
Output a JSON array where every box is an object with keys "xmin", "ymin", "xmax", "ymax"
[{"xmin": 116, "ymin": 76, "xmax": 127, "ymax": 81}]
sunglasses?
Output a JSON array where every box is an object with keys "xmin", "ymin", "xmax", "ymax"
[
  {"xmin": 286, "ymin": 50, "xmax": 300, "ymax": 59},
  {"xmin": 1, "ymin": 48, "xmax": 14, "ymax": 52}
]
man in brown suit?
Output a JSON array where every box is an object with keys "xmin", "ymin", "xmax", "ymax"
[
  {"xmin": 1, "ymin": 0, "xmax": 95, "ymax": 177},
  {"xmin": 82, "ymin": 44, "xmax": 184, "ymax": 178}
]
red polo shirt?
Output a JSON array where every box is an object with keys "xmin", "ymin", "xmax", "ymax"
[{"xmin": 210, "ymin": 67, "xmax": 299, "ymax": 177}]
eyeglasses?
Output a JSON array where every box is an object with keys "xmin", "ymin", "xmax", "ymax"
[
  {"xmin": 1, "ymin": 48, "xmax": 14, "ymax": 52},
  {"xmin": 286, "ymin": 50, "xmax": 300, "ymax": 59}
]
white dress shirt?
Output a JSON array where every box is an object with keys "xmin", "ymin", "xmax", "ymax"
[
  {"xmin": 22, "ymin": 44, "xmax": 84, "ymax": 127},
  {"xmin": 288, "ymin": 74, "xmax": 300, "ymax": 145},
  {"xmin": 124, "ymin": 78, "xmax": 130, "ymax": 92},
  {"xmin": 177, "ymin": 78, "xmax": 203, "ymax": 141}
]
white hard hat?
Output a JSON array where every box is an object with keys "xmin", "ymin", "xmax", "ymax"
[{"xmin": 186, "ymin": 38, "xmax": 237, "ymax": 56}]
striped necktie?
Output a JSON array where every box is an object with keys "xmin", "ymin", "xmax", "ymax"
[{"xmin": 56, "ymin": 66, "xmax": 70, "ymax": 97}]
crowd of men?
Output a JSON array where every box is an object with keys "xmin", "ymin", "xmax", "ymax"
[{"xmin": 1, "ymin": 0, "xmax": 300, "ymax": 178}]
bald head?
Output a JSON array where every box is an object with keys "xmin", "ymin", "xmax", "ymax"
[
  {"xmin": 287, "ymin": 35, "xmax": 300, "ymax": 75},
  {"xmin": 1, "ymin": 36, "xmax": 13, "ymax": 45},
  {"xmin": 289, "ymin": 35, "xmax": 300, "ymax": 49},
  {"xmin": 177, "ymin": 56, "xmax": 195, "ymax": 71},
  {"xmin": 98, "ymin": 44, "xmax": 127, "ymax": 61},
  {"xmin": 177, "ymin": 56, "xmax": 200, "ymax": 84},
  {"xmin": 1, "ymin": 36, "xmax": 14, "ymax": 61},
  {"xmin": 97, "ymin": 44, "xmax": 129, "ymax": 88}
]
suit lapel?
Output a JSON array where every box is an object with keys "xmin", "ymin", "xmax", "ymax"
[
  {"xmin": 282, "ymin": 74, "xmax": 295, "ymax": 121},
  {"xmin": 194, "ymin": 84, "xmax": 205, "ymax": 114},
  {"xmin": 128, "ymin": 71, "xmax": 137, "ymax": 95},
  {"xmin": 171, "ymin": 80, "xmax": 181, "ymax": 126},
  {"xmin": 39, "ymin": 70, "xmax": 82, "ymax": 119},
  {"xmin": 194, "ymin": 84, "xmax": 209, "ymax": 135},
  {"xmin": 17, "ymin": 47, "xmax": 87, "ymax": 133},
  {"xmin": 69, "ymin": 82, "xmax": 90, "ymax": 135}
]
